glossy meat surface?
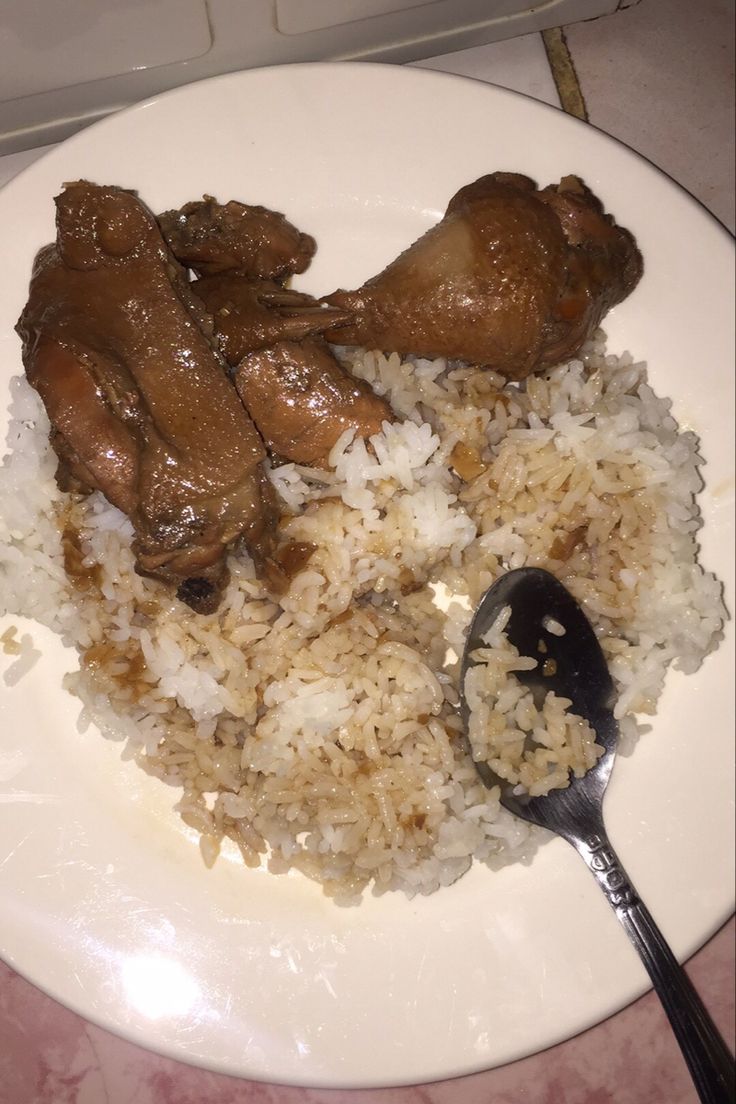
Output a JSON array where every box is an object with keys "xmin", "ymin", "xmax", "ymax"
[
  {"xmin": 191, "ymin": 275, "xmax": 352, "ymax": 364},
  {"xmin": 233, "ymin": 339, "xmax": 392, "ymax": 465},
  {"xmin": 158, "ymin": 196, "xmax": 315, "ymax": 279},
  {"xmin": 323, "ymin": 172, "xmax": 642, "ymax": 379},
  {"xmin": 17, "ymin": 181, "xmax": 276, "ymax": 612}
]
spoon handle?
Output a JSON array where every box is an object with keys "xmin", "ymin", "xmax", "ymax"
[{"xmin": 569, "ymin": 829, "xmax": 734, "ymax": 1104}]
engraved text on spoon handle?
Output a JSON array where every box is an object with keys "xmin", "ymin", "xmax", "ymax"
[{"xmin": 573, "ymin": 830, "xmax": 734, "ymax": 1104}]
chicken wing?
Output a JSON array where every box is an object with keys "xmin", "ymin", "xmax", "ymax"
[
  {"xmin": 233, "ymin": 339, "xmax": 391, "ymax": 466},
  {"xmin": 158, "ymin": 195, "xmax": 315, "ymax": 280},
  {"xmin": 191, "ymin": 274, "xmax": 352, "ymax": 364},
  {"xmin": 17, "ymin": 181, "xmax": 277, "ymax": 613}
]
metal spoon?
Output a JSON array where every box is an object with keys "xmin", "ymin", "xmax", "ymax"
[{"xmin": 459, "ymin": 567, "xmax": 734, "ymax": 1104}]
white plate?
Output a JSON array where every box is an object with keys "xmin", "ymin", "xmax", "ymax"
[{"xmin": 0, "ymin": 63, "xmax": 733, "ymax": 1089}]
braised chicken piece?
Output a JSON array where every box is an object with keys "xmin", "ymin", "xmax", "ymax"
[
  {"xmin": 323, "ymin": 172, "xmax": 642, "ymax": 380},
  {"xmin": 158, "ymin": 196, "xmax": 315, "ymax": 280},
  {"xmin": 191, "ymin": 274, "xmax": 352, "ymax": 364},
  {"xmin": 233, "ymin": 339, "xmax": 392, "ymax": 466},
  {"xmin": 16, "ymin": 181, "xmax": 277, "ymax": 613},
  {"xmin": 533, "ymin": 175, "xmax": 642, "ymax": 366}
]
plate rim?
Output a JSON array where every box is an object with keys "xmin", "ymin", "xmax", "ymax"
[{"xmin": 0, "ymin": 60, "xmax": 733, "ymax": 1088}]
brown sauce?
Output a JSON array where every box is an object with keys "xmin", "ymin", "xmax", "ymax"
[
  {"xmin": 263, "ymin": 539, "xmax": 317, "ymax": 594},
  {"xmin": 549, "ymin": 525, "xmax": 587, "ymax": 562},
  {"xmin": 61, "ymin": 523, "xmax": 102, "ymax": 591},
  {"xmin": 450, "ymin": 441, "xmax": 487, "ymax": 481},
  {"xmin": 83, "ymin": 639, "xmax": 150, "ymax": 701}
]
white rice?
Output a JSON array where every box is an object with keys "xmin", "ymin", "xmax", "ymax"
[
  {"xmin": 464, "ymin": 607, "xmax": 604, "ymax": 798},
  {"xmin": 0, "ymin": 331, "xmax": 727, "ymax": 902}
]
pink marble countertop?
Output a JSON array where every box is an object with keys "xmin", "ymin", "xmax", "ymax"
[{"xmin": 1, "ymin": 2, "xmax": 733, "ymax": 1101}]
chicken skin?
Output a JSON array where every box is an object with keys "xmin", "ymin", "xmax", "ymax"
[
  {"xmin": 323, "ymin": 173, "xmax": 642, "ymax": 380},
  {"xmin": 191, "ymin": 274, "xmax": 352, "ymax": 364},
  {"xmin": 158, "ymin": 195, "xmax": 316, "ymax": 280},
  {"xmin": 189, "ymin": 275, "xmax": 388, "ymax": 468},
  {"xmin": 16, "ymin": 181, "xmax": 277, "ymax": 613},
  {"xmin": 233, "ymin": 339, "xmax": 392, "ymax": 466}
]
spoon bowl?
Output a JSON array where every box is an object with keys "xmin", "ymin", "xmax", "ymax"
[
  {"xmin": 459, "ymin": 567, "xmax": 734, "ymax": 1104},
  {"xmin": 460, "ymin": 565, "xmax": 619, "ymax": 827}
]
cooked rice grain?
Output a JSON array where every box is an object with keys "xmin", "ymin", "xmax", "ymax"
[{"xmin": 0, "ymin": 332, "xmax": 726, "ymax": 902}]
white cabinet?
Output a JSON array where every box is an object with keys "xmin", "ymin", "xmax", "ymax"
[{"xmin": 0, "ymin": 0, "xmax": 633, "ymax": 153}]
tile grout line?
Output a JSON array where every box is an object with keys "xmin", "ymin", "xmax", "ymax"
[{"xmin": 542, "ymin": 26, "xmax": 588, "ymax": 121}]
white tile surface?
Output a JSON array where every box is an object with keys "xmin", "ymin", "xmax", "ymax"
[
  {"xmin": 414, "ymin": 33, "xmax": 560, "ymax": 108},
  {"xmin": 565, "ymin": 0, "xmax": 735, "ymax": 231}
]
